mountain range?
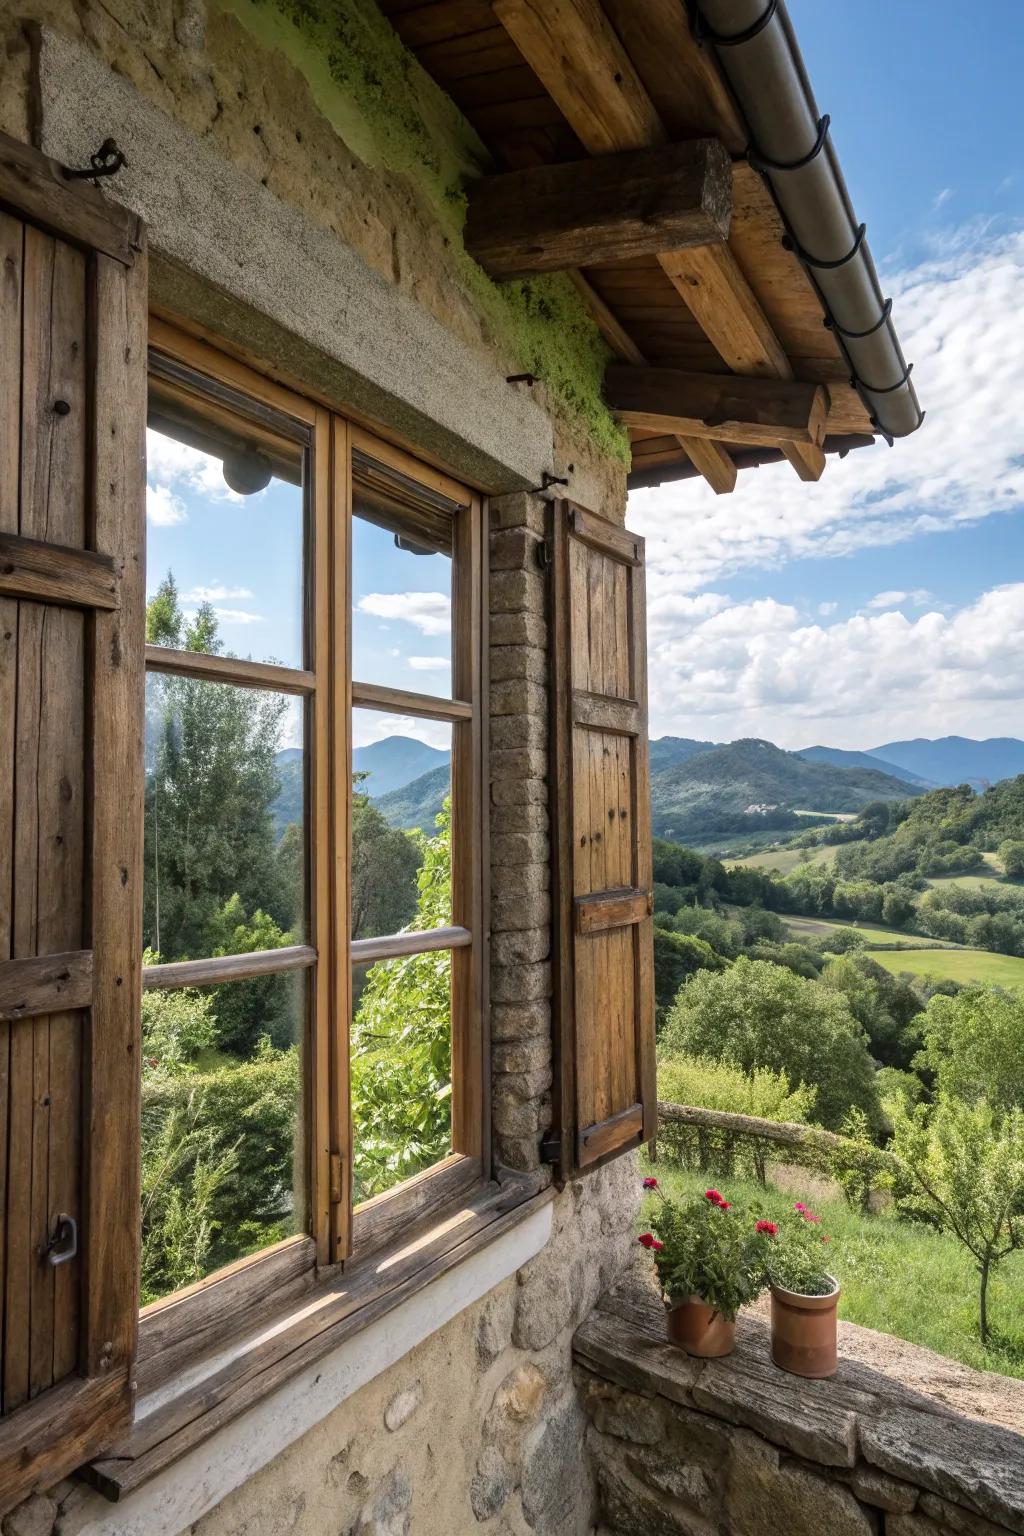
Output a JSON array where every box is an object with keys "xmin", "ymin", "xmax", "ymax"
[{"xmin": 271, "ymin": 734, "xmax": 1024, "ymax": 842}]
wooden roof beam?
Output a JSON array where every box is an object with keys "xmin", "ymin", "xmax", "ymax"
[
  {"xmin": 464, "ymin": 139, "xmax": 731, "ymax": 278},
  {"xmin": 606, "ymin": 365, "xmax": 828, "ymax": 449},
  {"xmin": 569, "ymin": 272, "xmax": 737, "ymax": 495},
  {"xmin": 493, "ymin": 0, "xmax": 827, "ymax": 484}
]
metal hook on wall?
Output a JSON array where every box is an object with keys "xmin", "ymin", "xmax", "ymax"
[{"xmin": 63, "ymin": 138, "xmax": 128, "ymax": 184}]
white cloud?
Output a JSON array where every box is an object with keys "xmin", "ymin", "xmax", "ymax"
[
  {"xmin": 351, "ymin": 711, "xmax": 450, "ymax": 751},
  {"xmin": 865, "ymin": 588, "xmax": 933, "ymax": 611},
  {"xmin": 629, "ymin": 226, "xmax": 1024, "ymax": 597},
  {"xmin": 646, "ymin": 583, "xmax": 1024, "ymax": 749},
  {"xmin": 817, "ymin": 601, "xmax": 837, "ymax": 617},
  {"xmin": 932, "ymin": 187, "xmax": 954, "ymax": 211},
  {"xmin": 146, "ymin": 429, "xmax": 245, "ymax": 504},
  {"xmin": 147, "ymin": 483, "xmax": 187, "ymax": 527},
  {"xmin": 182, "ymin": 583, "xmax": 255, "ymax": 603},
  {"xmin": 357, "ymin": 592, "xmax": 451, "ymax": 636},
  {"xmin": 182, "ymin": 606, "xmax": 264, "ymax": 627},
  {"xmin": 407, "ymin": 656, "xmax": 451, "ymax": 671}
]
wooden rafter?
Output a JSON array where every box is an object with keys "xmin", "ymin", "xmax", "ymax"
[
  {"xmin": 464, "ymin": 138, "xmax": 731, "ymax": 277},
  {"xmin": 569, "ymin": 273, "xmax": 736, "ymax": 494},
  {"xmin": 605, "ymin": 365, "xmax": 828, "ymax": 448},
  {"xmin": 493, "ymin": 0, "xmax": 827, "ymax": 484}
]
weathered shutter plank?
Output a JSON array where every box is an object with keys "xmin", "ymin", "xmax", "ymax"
[
  {"xmin": 550, "ymin": 503, "xmax": 656, "ymax": 1180},
  {"xmin": 0, "ymin": 131, "xmax": 145, "ymax": 1511}
]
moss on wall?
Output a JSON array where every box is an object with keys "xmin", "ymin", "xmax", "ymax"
[{"xmin": 218, "ymin": 0, "xmax": 630, "ymax": 463}]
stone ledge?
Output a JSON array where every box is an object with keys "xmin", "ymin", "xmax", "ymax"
[{"xmin": 575, "ymin": 1268, "xmax": 1024, "ymax": 1536}]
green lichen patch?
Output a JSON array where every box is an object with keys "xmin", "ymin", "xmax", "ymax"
[{"xmin": 216, "ymin": 0, "xmax": 630, "ymax": 463}]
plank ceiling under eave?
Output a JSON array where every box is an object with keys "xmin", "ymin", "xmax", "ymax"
[{"xmin": 378, "ymin": 0, "xmax": 876, "ymax": 475}]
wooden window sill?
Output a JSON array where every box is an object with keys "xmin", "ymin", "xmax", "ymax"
[{"xmin": 81, "ymin": 1174, "xmax": 552, "ymax": 1503}]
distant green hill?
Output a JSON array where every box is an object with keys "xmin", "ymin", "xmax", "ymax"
[
  {"xmin": 649, "ymin": 736, "xmax": 719, "ymax": 772},
  {"xmin": 353, "ymin": 735, "xmax": 450, "ymax": 797},
  {"xmin": 798, "ymin": 744, "xmax": 932, "ymax": 788},
  {"xmin": 650, "ymin": 737, "xmax": 920, "ymax": 842},
  {"xmin": 375, "ymin": 762, "xmax": 451, "ymax": 831},
  {"xmin": 272, "ymin": 747, "xmax": 303, "ymax": 837},
  {"xmin": 867, "ymin": 735, "xmax": 1024, "ymax": 790}
]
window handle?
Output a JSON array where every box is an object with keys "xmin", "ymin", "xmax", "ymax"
[{"xmin": 43, "ymin": 1213, "xmax": 78, "ymax": 1267}]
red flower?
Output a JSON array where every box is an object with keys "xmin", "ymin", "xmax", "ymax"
[
  {"xmin": 755, "ymin": 1220, "xmax": 778, "ymax": 1236},
  {"xmin": 804, "ymin": 1211, "xmax": 820, "ymax": 1224},
  {"xmin": 794, "ymin": 1202, "xmax": 807, "ymax": 1212},
  {"xmin": 650, "ymin": 1239, "xmax": 664, "ymax": 1251},
  {"xmin": 642, "ymin": 1176, "xmax": 659, "ymax": 1189},
  {"xmin": 718, "ymin": 1201, "xmax": 732, "ymax": 1211},
  {"xmin": 637, "ymin": 1232, "xmax": 657, "ymax": 1249},
  {"xmin": 705, "ymin": 1189, "xmax": 724, "ymax": 1205}
]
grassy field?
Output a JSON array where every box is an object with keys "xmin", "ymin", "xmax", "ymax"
[
  {"xmin": 728, "ymin": 845, "xmax": 835, "ymax": 876},
  {"xmin": 782, "ymin": 914, "xmax": 944, "ymax": 949},
  {"xmin": 925, "ymin": 873, "xmax": 1009, "ymax": 891},
  {"xmin": 870, "ymin": 946, "xmax": 1024, "ymax": 988},
  {"xmin": 640, "ymin": 1159, "xmax": 1024, "ymax": 1380}
]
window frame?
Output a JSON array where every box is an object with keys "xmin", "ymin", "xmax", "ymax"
[{"xmin": 136, "ymin": 321, "xmax": 487, "ymax": 1375}]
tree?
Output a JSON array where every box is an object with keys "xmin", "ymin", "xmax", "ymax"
[
  {"xmin": 661, "ymin": 958, "xmax": 881, "ymax": 1132},
  {"xmin": 144, "ymin": 576, "xmax": 289, "ymax": 960},
  {"xmin": 891, "ymin": 1097, "xmax": 1024, "ymax": 1344},
  {"xmin": 350, "ymin": 800, "xmax": 454, "ymax": 1199},
  {"xmin": 918, "ymin": 986, "xmax": 1024, "ymax": 1114},
  {"xmin": 1000, "ymin": 839, "xmax": 1024, "ymax": 880},
  {"xmin": 351, "ymin": 774, "xmax": 424, "ymax": 939},
  {"xmin": 653, "ymin": 927, "xmax": 724, "ymax": 1020},
  {"xmin": 209, "ymin": 895, "xmax": 298, "ymax": 1054}
]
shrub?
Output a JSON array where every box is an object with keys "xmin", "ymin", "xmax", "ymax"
[
  {"xmin": 656, "ymin": 1054, "xmax": 817, "ymax": 1183},
  {"xmin": 917, "ymin": 987, "xmax": 1024, "ymax": 1114},
  {"xmin": 639, "ymin": 1183, "xmax": 767, "ymax": 1318},
  {"xmin": 661, "ymin": 958, "xmax": 881, "ymax": 1132}
]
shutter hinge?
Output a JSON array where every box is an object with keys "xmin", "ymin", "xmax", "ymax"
[
  {"xmin": 535, "ymin": 538, "xmax": 553, "ymax": 569},
  {"xmin": 329, "ymin": 1151, "xmax": 344, "ymax": 1204},
  {"xmin": 539, "ymin": 1135, "xmax": 561, "ymax": 1165}
]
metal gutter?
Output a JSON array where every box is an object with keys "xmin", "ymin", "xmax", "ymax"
[{"xmin": 695, "ymin": 0, "xmax": 923, "ymax": 441}]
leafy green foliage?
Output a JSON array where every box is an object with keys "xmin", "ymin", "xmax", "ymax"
[
  {"xmin": 351, "ymin": 774, "xmax": 424, "ymax": 939},
  {"xmin": 891, "ymin": 1097, "xmax": 1024, "ymax": 1342},
  {"xmin": 661, "ymin": 958, "xmax": 881, "ymax": 1132},
  {"xmin": 350, "ymin": 801, "xmax": 453, "ymax": 1200},
  {"xmin": 918, "ymin": 987, "xmax": 1024, "ymax": 1114},
  {"xmin": 653, "ymin": 926, "xmax": 724, "ymax": 1020},
  {"xmin": 762, "ymin": 1203, "xmax": 836, "ymax": 1297},
  {"xmin": 656, "ymin": 1053, "xmax": 817, "ymax": 1183},
  {"xmin": 641, "ymin": 1186, "xmax": 767, "ymax": 1318}
]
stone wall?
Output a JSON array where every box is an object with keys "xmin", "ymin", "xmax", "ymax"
[{"xmin": 575, "ymin": 1272, "xmax": 1024, "ymax": 1536}]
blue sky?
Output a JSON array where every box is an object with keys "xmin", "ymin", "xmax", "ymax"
[
  {"xmin": 631, "ymin": 1, "xmax": 1024, "ymax": 750},
  {"xmin": 147, "ymin": 3, "xmax": 1024, "ymax": 755}
]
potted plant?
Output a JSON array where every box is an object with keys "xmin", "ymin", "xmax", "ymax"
[
  {"xmin": 638, "ymin": 1182, "xmax": 766, "ymax": 1357},
  {"xmin": 761, "ymin": 1203, "xmax": 840, "ymax": 1379}
]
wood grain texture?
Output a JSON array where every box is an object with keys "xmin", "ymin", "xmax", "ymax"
[
  {"xmin": 349, "ymin": 926, "xmax": 472, "ymax": 966},
  {"xmin": 351, "ymin": 680, "xmax": 472, "ymax": 721},
  {"xmin": 0, "ymin": 131, "xmax": 141, "ymax": 268},
  {"xmin": 465, "ymin": 139, "xmax": 731, "ymax": 277},
  {"xmin": 493, "ymin": 0, "xmax": 664, "ymax": 155},
  {"xmin": 144, "ymin": 644, "xmax": 315, "ymax": 696},
  {"xmin": 142, "ymin": 945, "xmax": 316, "ymax": 991},
  {"xmin": 575, "ymin": 888, "xmax": 652, "ymax": 936},
  {"xmin": 606, "ymin": 364, "xmax": 828, "ymax": 447},
  {"xmin": 549, "ymin": 504, "xmax": 655, "ymax": 1180},
  {"xmin": 0, "ymin": 532, "xmax": 117, "ymax": 609},
  {"xmin": 0, "ymin": 952, "xmax": 92, "ymax": 1021}
]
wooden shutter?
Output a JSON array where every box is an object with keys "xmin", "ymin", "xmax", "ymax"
[
  {"xmin": 548, "ymin": 502, "xmax": 656, "ymax": 1181},
  {"xmin": 0, "ymin": 134, "xmax": 146, "ymax": 1512}
]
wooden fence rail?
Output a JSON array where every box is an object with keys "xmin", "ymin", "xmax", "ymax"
[{"xmin": 655, "ymin": 1100, "xmax": 845, "ymax": 1154}]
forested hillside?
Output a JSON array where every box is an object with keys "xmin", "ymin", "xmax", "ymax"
[{"xmin": 650, "ymin": 737, "xmax": 919, "ymax": 841}]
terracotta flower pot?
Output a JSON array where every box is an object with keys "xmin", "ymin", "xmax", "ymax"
[
  {"xmin": 770, "ymin": 1275, "xmax": 840, "ymax": 1379},
  {"xmin": 665, "ymin": 1295, "xmax": 736, "ymax": 1358}
]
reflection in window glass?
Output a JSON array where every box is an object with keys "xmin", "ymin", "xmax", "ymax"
[
  {"xmin": 146, "ymin": 385, "xmax": 306, "ymax": 670},
  {"xmin": 351, "ymin": 954, "xmax": 452, "ymax": 1203},
  {"xmin": 140, "ymin": 972, "xmax": 306, "ymax": 1303},
  {"xmin": 144, "ymin": 673, "xmax": 305, "ymax": 958},
  {"xmin": 352, "ymin": 469, "xmax": 453, "ymax": 699},
  {"xmin": 351, "ymin": 710, "xmax": 451, "ymax": 941}
]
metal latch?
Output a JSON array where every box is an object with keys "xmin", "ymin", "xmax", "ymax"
[{"xmin": 43, "ymin": 1213, "xmax": 78, "ymax": 1267}]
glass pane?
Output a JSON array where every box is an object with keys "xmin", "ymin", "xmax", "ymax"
[
  {"xmin": 144, "ymin": 673, "xmax": 306, "ymax": 959},
  {"xmin": 140, "ymin": 971, "xmax": 306, "ymax": 1303},
  {"xmin": 351, "ymin": 954, "xmax": 452, "ymax": 1203},
  {"xmin": 351, "ymin": 710, "xmax": 451, "ymax": 941},
  {"xmin": 147, "ymin": 382, "xmax": 306, "ymax": 669},
  {"xmin": 352, "ymin": 462, "xmax": 454, "ymax": 698}
]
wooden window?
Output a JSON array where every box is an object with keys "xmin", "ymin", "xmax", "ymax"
[
  {"xmin": 0, "ymin": 134, "xmax": 147, "ymax": 1511},
  {"xmin": 136, "ymin": 331, "xmax": 484, "ymax": 1337},
  {"xmin": 548, "ymin": 502, "xmax": 657, "ymax": 1180}
]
